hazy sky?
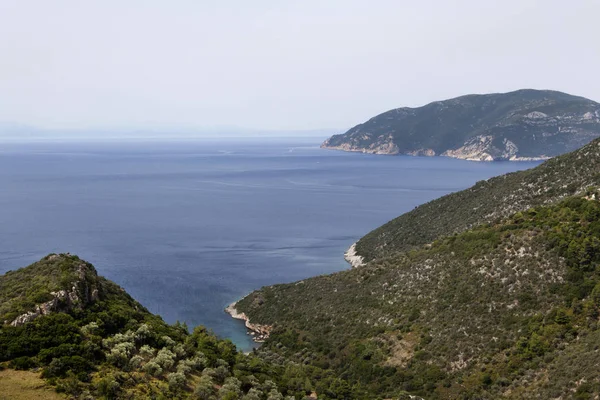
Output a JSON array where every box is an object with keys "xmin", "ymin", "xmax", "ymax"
[{"xmin": 1, "ymin": 0, "xmax": 599, "ymax": 132}]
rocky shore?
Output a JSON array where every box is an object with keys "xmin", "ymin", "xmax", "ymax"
[
  {"xmin": 344, "ymin": 242, "xmax": 365, "ymax": 268},
  {"xmin": 225, "ymin": 301, "xmax": 272, "ymax": 343}
]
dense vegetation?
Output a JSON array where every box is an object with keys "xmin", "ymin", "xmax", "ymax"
[
  {"xmin": 239, "ymin": 193, "xmax": 600, "ymax": 398},
  {"xmin": 0, "ymin": 255, "xmax": 346, "ymax": 399},
  {"xmin": 323, "ymin": 89, "xmax": 600, "ymax": 159},
  {"xmin": 355, "ymin": 136, "xmax": 600, "ymax": 262}
]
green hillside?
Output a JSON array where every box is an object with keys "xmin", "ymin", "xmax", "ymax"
[
  {"xmin": 0, "ymin": 254, "xmax": 342, "ymax": 399},
  {"xmin": 238, "ymin": 194, "xmax": 600, "ymax": 399},
  {"xmin": 355, "ymin": 137, "xmax": 600, "ymax": 263}
]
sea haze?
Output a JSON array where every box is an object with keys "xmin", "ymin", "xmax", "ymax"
[{"xmin": 0, "ymin": 138, "xmax": 540, "ymax": 350}]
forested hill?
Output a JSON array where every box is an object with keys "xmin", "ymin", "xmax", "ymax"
[
  {"xmin": 0, "ymin": 254, "xmax": 353, "ymax": 399},
  {"xmin": 236, "ymin": 139, "xmax": 600, "ymax": 398},
  {"xmin": 239, "ymin": 192, "xmax": 600, "ymax": 399},
  {"xmin": 322, "ymin": 89, "xmax": 600, "ymax": 161},
  {"xmin": 355, "ymin": 136, "xmax": 600, "ymax": 263}
]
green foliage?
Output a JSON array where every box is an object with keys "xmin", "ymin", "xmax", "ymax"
[
  {"xmin": 9, "ymin": 356, "xmax": 37, "ymax": 370},
  {"xmin": 238, "ymin": 195, "xmax": 600, "ymax": 399},
  {"xmin": 355, "ymin": 138, "xmax": 600, "ymax": 262},
  {"xmin": 0, "ymin": 254, "xmax": 325, "ymax": 399}
]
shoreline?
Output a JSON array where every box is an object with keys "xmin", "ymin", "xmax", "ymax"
[
  {"xmin": 226, "ymin": 242, "xmax": 364, "ymax": 343},
  {"xmin": 225, "ymin": 301, "xmax": 272, "ymax": 343},
  {"xmin": 320, "ymin": 145, "xmax": 549, "ymax": 162},
  {"xmin": 344, "ymin": 242, "xmax": 365, "ymax": 268}
]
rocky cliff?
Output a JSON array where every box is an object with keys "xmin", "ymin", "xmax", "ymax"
[{"xmin": 322, "ymin": 89, "xmax": 600, "ymax": 161}]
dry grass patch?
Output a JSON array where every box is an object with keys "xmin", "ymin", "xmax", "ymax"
[{"xmin": 0, "ymin": 369, "xmax": 64, "ymax": 400}]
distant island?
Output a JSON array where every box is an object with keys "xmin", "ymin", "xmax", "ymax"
[{"xmin": 322, "ymin": 89, "xmax": 600, "ymax": 161}]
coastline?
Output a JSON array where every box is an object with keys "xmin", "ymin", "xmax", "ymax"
[
  {"xmin": 344, "ymin": 242, "xmax": 365, "ymax": 268},
  {"xmin": 226, "ymin": 242, "xmax": 364, "ymax": 344},
  {"xmin": 320, "ymin": 144, "xmax": 550, "ymax": 162},
  {"xmin": 225, "ymin": 301, "xmax": 272, "ymax": 343}
]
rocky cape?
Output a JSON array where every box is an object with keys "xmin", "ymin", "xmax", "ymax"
[
  {"xmin": 322, "ymin": 89, "xmax": 600, "ymax": 161},
  {"xmin": 225, "ymin": 301, "xmax": 272, "ymax": 343}
]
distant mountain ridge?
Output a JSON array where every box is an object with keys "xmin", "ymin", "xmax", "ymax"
[{"xmin": 322, "ymin": 89, "xmax": 600, "ymax": 161}]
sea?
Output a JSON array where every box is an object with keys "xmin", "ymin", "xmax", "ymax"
[{"xmin": 0, "ymin": 137, "xmax": 541, "ymax": 351}]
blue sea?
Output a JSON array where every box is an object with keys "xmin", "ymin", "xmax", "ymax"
[{"xmin": 0, "ymin": 137, "xmax": 540, "ymax": 350}]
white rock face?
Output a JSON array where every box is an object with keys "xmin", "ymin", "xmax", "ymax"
[
  {"xmin": 344, "ymin": 243, "xmax": 365, "ymax": 268},
  {"xmin": 406, "ymin": 148, "xmax": 436, "ymax": 157},
  {"xmin": 525, "ymin": 111, "xmax": 549, "ymax": 119},
  {"xmin": 441, "ymin": 135, "xmax": 550, "ymax": 162},
  {"xmin": 225, "ymin": 302, "xmax": 272, "ymax": 342}
]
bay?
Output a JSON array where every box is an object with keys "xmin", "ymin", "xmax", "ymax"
[{"xmin": 0, "ymin": 137, "xmax": 540, "ymax": 350}]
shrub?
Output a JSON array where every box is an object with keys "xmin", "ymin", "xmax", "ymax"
[
  {"xmin": 9, "ymin": 356, "xmax": 37, "ymax": 370},
  {"xmin": 155, "ymin": 347, "xmax": 176, "ymax": 370},
  {"xmin": 167, "ymin": 371, "xmax": 187, "ymax": 391},
  {"xmin": 96, "ymin": 375, "xmax": 121, "ymax": 398},
  {"xmin": 194, "ymin": 375, "xmax": 217, "ymax": 400},
  {"xmin": 143, "ymin": 361, "xmax": 162, "ymax": 377}
]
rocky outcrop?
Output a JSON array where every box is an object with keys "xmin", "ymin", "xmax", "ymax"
[
  {"xmin": 344, "ymin": 243, "xmax": 365, "ymax": 268},
  {"xmin": 8, "ymin": 259, "xmax": 100, "ymax": 327},
  {"xmin": 440, "ymin": 135, "xmax": 549, "ymax": 162},
  {"xmin": 321, "ymin": 134, "xmax": 400, "ymax": 155},
  {"xmin": 225, "ymin": 302, "xmax": 272, "ymax": 342},
  {"xmin": 322, "ymin": 89, "xmax": 600, "ymax": 161}
]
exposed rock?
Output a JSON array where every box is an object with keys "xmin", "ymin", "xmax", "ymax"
[
  {"xmin": 406, "ymin": 148, "xmax": 436, "ymax": 157},
  {"xmin": 344, "ymin": 243, "xmax": 365, "ymax": 268},
  {"xmin": 8, "ymin": 261, "xmax": 100, "ymax": 327},
  {"xmin": 225, "ymin": 302, "xmax": 272, "ymax": 342},
  {"xmin": 321, "ymin": 134, "xmax": 400, "ymax": 155}
]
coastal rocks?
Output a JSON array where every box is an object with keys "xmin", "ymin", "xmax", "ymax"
[
  {"xmin": 442, "ymin": 135, "xmax": 511, "ymax": 161},
  {"xmin": 407, "ymin": 148, "xmax": 436, "ymax": 157},
  {"xmin": 320, "ymin": 134, "xmax": 400, "ymax": 155},
  {"xmin": 344, "ymin": 243, "xmax": 365, "ymax": 268},
  {"xmin": 441, "ymin": 135, "xmax": 550, "ymax": 162},
  {"xmin": 225, "ymin": 302, "xmax": 272, "ymax": 343}
]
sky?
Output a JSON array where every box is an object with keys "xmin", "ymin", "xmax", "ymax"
[{"xmin": 0, "ymin": 0, "xmax": 599, "ymax": 134}]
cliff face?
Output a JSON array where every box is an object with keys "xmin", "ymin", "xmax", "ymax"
[{"xmin": 322, "ymin": 89, "xmax": 600, "ymax": 161}]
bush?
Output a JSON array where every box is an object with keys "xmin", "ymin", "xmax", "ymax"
[
  {"xmin": 42, "ymin": 356, "xmax": 93, "ymax": 379},
  {"xmin": 143, "ymin": 361, "xmax": 162, "ymax": 377},
  {"xmin": 194, "ymin": 375, "xmax": 217, "ymax": 400},
  {"xmin": 9, "ymin": 356, "xmax": 37, "ymax": 370},
  {"xmin": 167, "ymin": 371, "xmax": 187, "ymax": 391},
  {"xmin": 96, "ymin": 375, "xmax": 121, "ymax": 399}
]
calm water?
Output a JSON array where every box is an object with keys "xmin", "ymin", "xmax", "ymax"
[{"xmin": 0, "ymin": 138, "xmax": 540, "ymax": 350}]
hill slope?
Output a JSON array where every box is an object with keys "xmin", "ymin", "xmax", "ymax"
[
  {"xmin": 238, "ymin": 194, "xmax": 600, "ymax": 399},
  {"xmin": 0, "ymin": 254, "xmax": 349, "ymax": 399},
  {"xmin": 237, "ymin": 139, "xmax": 600, "ymax": 399},
  {"xmin": 355, "ymin": 136, "xmax": 600, "ymax": 263},
  {"xmin": 322, "ymin": 89, "xmax": 600, "ymax": 161}
]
